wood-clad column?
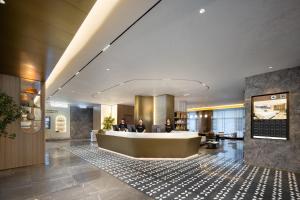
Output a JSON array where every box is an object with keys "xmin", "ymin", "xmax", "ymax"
[
  {"xmin": 153, "ymin": 94, "xmax": 174, "ymax": 125},
  {"xmin": 199, "ymin": 110, "xmax": 213, "ymax": 133},
  {"xmin": 0, "ymin": 74, "xmax": 45, "ymax": 170},
  {"xmin": 134, "ymin": 96, "xmax": 153, "ymax": 132}
]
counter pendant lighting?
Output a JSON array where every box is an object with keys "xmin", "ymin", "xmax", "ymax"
[{"xmin": 204, "ymin": 114, "xmax": 208, "ymax": 118}]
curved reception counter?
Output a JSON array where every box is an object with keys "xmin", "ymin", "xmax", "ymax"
[{"xmin": 96, "ymin": 131, "xmax": 201, "ymax": 158}]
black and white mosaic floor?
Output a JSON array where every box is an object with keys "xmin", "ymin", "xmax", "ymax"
[{"xmin": 67, "ymin": 144, "xmax": 300, "ymax": 200}]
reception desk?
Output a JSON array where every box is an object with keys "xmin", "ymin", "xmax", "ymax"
[{"xmin": 96, "ymin": 131, "xmax": 201, "ymax": 158}]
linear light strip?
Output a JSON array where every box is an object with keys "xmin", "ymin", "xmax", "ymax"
[
  {"xmin": 48, "ymin": 0, "xmax": 162, "ymax": 99},
  {"xmin": 253, "ymin": 136, "xmax": 287, "ymax": 140},
  {"xmin": 188, "ymin": 103, "xmax": 245, "ymax": 111},
  {"xmin": 91, "ymin": 78, "xmax": 209, "ymax": 98}
]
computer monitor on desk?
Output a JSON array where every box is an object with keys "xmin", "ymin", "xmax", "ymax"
[{"xmin": 127, "ymin": 124, "xmax": 136, "ymax": 132}]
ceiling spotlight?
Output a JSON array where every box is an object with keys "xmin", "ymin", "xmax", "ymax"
[
  {"xmin": 58, "ymin": 87, "xmax": 62, "ymax": 90},
  {"xmin": 183, "ymin": 93, "xmax": 190, "ymax": 97},
  {"xmin": 268, "ymin": 66, "xmax": 273, "ymax": 69},
  {"xmin": 102, "ymin": 44, "xmax": 111, "ymax": 52},
  {"xmin": 96, "ymin": 91, "xmax": 102, "ymax": 94},
  {"xmin": 75, "ymin": 71, "xmax": 80, "ymax": 76},
  {"xmin": 106, "ymin": 68, "xmax": 110, "ymax": 71},
  {"xmin": 0, "ymin": 0, "xmax": 5, "ymax": 4},
  {"xmin": 199, "ymin": 8, "xmax": 206, "ymax": 14}
]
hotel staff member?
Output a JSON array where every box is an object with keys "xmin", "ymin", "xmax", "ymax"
[
  {"xmin": 118, "ymin": 119, "xmax": 128, "ymax": 131},
  {"xmin": 165, "ymin": 119, "xmax": 173, "ymax": 133},
  {"xmin": 136, "ymin": 119, "xmax": 146, "ymax": 133}
]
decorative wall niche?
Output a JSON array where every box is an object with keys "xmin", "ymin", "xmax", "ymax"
[
  {"xmin": 20, "ymin": 78, "xmax": 42, "ymax": 134},
  {"xmin": 55, "ymin": 115, "xmax": 66, "ymax": 133}
]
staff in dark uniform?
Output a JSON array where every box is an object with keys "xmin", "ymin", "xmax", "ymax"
[
  {"xmin": 165, "ymin": 118, "xmax": 173, "ymax": 133},
  {"xmin": 118, "ymin": 119, "xmax": 128, "ymax": 131},
  {"xmin": 136, "ymin": 119, "xmax": 146, "ymax": 133}
]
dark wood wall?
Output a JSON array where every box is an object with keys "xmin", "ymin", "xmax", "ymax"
[{"xmin": 117, "ymin": 105, "xmax": 134, "ymax": 125}]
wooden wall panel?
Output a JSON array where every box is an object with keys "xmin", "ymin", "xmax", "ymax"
[
  {"xmin": 0, "ymin": 74, "xmax": 45, "ymax": 170},
  {"xmin": 117, "ymin": 104, "xmax": 134, "ymax": 125},
  {"xmin": 134, "ymin": 96, "xmax": 153, "ymax": 132}
]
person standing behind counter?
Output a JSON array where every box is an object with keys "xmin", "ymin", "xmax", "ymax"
[
  {"xmin": 136, "ymin": 119, "xmax": 146, "ymax": 133},
  {"xmin": 118, "ymin": 119, "xmax": 128, "ymax": 131},
  {"xmin": 165, "ymin": 118, "xmax": 173, "ymax": 133}
]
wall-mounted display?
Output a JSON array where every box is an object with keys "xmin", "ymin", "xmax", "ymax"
[
  {"xmin": 45, "ymin": 116, "xmax": 51, "ymax": 129},
  {"xmin": 20, "ymin": 79, "xmax": 42, "ymax": 133},
  {"xmin": 251, "ymin": 92, "xmax": 288, "ymax": 140}
]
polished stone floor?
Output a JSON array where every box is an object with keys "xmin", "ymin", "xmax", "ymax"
[
  {"xmin": 0, "ymin": 140, "xmax": 152, "ymax": 200},
  {"xmin": 0, "ymin": 140, "xmax": 299, "ymax": 200}
]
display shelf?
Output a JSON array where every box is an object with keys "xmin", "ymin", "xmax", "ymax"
[{"xmin": 174, "ymin": 111, "xmax": 188, "ymax": 131}]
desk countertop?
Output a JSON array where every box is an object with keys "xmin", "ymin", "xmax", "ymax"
[{"xmin": 104, "ymin": 131, "xmax": 199, "ymax": 139}]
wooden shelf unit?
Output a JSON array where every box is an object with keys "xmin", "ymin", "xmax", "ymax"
[{"xmin": 174, "ymin": 111, "xmax": 188, "ymax": 131}]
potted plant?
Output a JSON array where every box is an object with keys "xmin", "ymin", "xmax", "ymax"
[
  {"xmin": 102, "ymin": 116, "xmax": 115, "ymax": 131},
  {"xmin": 0, "ymin": 92, "xmax": 23, "ymax": 139},
  {"xmin": 95, "ymin": 116, "xmax": 115, "ymax": 144}
]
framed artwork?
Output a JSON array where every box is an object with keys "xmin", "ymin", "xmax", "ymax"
[{"xmin": 251, "ymin": 92, "xmax": 289, "ymax": 140}]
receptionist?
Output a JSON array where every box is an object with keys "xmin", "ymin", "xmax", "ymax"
[
  {"xmin": 136, "ymin": 119, "xmax": 146, "ymax": 133},
  {"xmin": 165, "ymin": 118, "xmax": 173, "ymax": 133},
  {"xmin": 118, "ymin": 119, "xmax": 128, "ymax": 131}
]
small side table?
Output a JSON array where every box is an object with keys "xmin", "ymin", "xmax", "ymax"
[{"xmin": 207, "ymin": 141, "xmax": 219, "ymax": 149}]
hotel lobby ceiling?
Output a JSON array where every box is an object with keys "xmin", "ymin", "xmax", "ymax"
[
  {"xmin": 0, "ymin": 0, "xmax": 96, "ymax": 81},
  {"xmin": 46, "ymin": 0, "xmax": 300, "ymax": 107}
]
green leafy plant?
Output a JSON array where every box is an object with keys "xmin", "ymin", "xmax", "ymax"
[
  {"xmin": 0, "ymin": 92, "xmax": 23, "ymax": 139},
  {"xmin": 102, "ymin": 116, "xmax": 115, "ymax": 130}
]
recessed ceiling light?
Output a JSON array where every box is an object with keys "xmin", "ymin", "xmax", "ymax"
[
  {"xmin": 0, "ymin": 0, "xmax": 5, "ymax": 4},
  {"xmin": 119, "ymin": 82, "xmax": 125, "ymax": 86},
  {"xmin": 97, "ymin": 91, "xmax": 102, "ymax": 94},
  {"xmin": 199, "ymin": 8, "xmax": 206, "ymax": 14},
  {"xmin": 162, "ymin": 78, "xmax": 171, "ymax": 81},
  {"xmin": 183, "ymin": 93, "xmax": 190, "ymax": 97},
  {"xmin": 102, "ymin": 44, "xmax": 111, "ymax": 52},
  {"xmin": 106, "ymin": 68, "xmax": 110, "ymax": 71},
  {"xmin": 71, "ymin": 90, "xmax": 75, "ymax": 93},
  {"xmin": 58, "ymin": 87, "xmax": 62, "ymax": 90},
  {"xmin": 268, "ymin": 66, "xmax": 273, "ymax": 69},
  {"xmin": 75, "ymin": 71, "xmax": 80, "ymax": 76}
]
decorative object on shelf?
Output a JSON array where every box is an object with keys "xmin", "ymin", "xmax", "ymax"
[
  {"xmin": 55, "ymin": 115, "xmax": 66, "ymax": 133},
  {"xmin": 26, "ymin": 112, "xmax": 35, "ymax": 120},
  {"xmin": 24, "ymin": 87, "xmax": 38, "ymax": 95},
  {"xmin": 0, "ymin": 92, "xmax": 22, "ymax": 139},
  {"xmin": 102, "ymin": 116, "xmax": 115, "ymax": 130}
]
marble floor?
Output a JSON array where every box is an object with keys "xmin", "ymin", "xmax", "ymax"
[
  {"xmin": 0, "ymin": 140, "xmax": 299, "ymax": 200},
  {"xmin": 0, "ymin": 140, "xmax": 152, "ymax": 200}
]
